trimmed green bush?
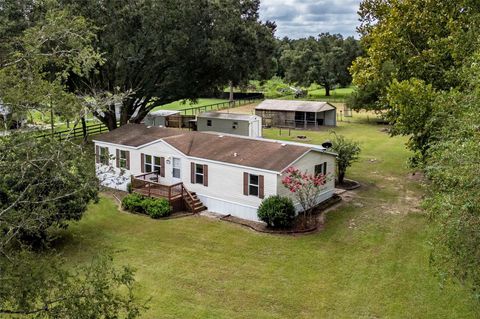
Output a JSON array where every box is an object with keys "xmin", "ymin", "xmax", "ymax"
[
  {"xmin": 122, "ymin": 194, "xmax": 172, "ymax": 219},
  {"xmin": 257, "ymin": 195, "xmax": 296, "ymax": 228},
  {"xmin": 121, "ymin": 193, "xmax": 144, "ymax": 213},
  {"xmin": 142, "ymin": 197, "xmax": 171, "ymax": 219}
]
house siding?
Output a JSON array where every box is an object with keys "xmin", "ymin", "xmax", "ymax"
[
  {"xmin": 277, "ymin": 151, "xmax": 336, "ymax": 211},
  {"xmin": 184, "ymin": 158, "xmax": 277, "ymax": 221}
]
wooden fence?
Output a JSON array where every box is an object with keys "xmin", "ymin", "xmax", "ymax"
[
  {"xmin": 180, "ymin": 97, "xmax": 262, "ymax": 115},
  {"xmin": 34, "ymin": 122, "xmax": 109, "ymax": 140},
  {"xmin": 33, "ymin": 97, "xmax": 263, "ymax": 140}
]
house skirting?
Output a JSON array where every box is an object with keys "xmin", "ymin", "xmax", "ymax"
[
  {"xmin": 198, "ymin": 188, "xmax": 336, "ymax": 222},
  {"xmin": 197, "ymin": 194, "xmax": 261, "ymax": 221}
]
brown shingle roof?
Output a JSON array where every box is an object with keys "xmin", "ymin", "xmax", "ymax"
[
  {"xmin": 163, "ymin": 132, "xmax": 310, "ymax": 172},
  {"xmin": 93, "ymin": 124, "xmax": 184, "ymax": 147}
]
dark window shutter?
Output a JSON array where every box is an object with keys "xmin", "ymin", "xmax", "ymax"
[
  {"xmin": 243, "ymin": 172, "xmax": 248, "ymax": 195},
  {"xmin": 191, "ymin": 162, "xmax": 195, "ymax": 183},
  {"xmin": 126, "ymin": 151, "xmax": 130, "ymax": 170},
  {"xmin": 95, "ymin": 145, "xmax": 100, "ymax": 163},
  {"xmin": 323, "ymin": 162, "xmax": 327, "ymax": 175},
  {"xmin": 160, "ymin": 157, "xmax": 165, "ymax": 177},
  {"xmin": 203, "ymin": 164, "xmax": 208, "ymax": 186},
  {"xmin": 116, "ymin": 149, "xmax": 120, "ymax": 168},
  {"xmin": 141, "ymin": 153, "xmax": 145, "ymax": 173},
  {"xmin": 259, "ymin": 175, "xmax": 265, "ymax": 199}
]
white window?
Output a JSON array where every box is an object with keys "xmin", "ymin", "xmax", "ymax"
[
  {"xmin": 195, "ymin": 164, "xmax": 204, "ymax": 184},
  {"xmin": 249, "ymin": 174, "xmax": 259, "ymax": 196},
  {"xmin": 145, "ymin": 155, "xmax": 161, "ymax": 174},
  {"xmin": 119, "ymin": 150, "xmax": 127, "ymax": 168},
  {"xmin": 99, "ymin": 147, "xmax": 109, "ymax": 165},
  {"xmin": 172, "ymin": 158, "xmax": 181, "ymax": 178},
  {"xmin": 315, "ymin": 162, "xmax": 327, "ymax": 176}
]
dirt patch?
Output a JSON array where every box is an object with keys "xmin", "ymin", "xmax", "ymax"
[
  {"xmin": 224, "ymin": 103, "xmax": 258, "ymax": 114},
  {"xmin": 220, "ymin": 194, "xmax": 342, "ymax": 235},
  {"xmin": 407, "ymin": 171, "xmax": 425, "ymax": 182},
  {"xmin": 336, "ymin": 179, "xmax": 361, "ymax": 191}
]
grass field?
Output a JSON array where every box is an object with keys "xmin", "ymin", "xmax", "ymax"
[
  {"xmin": 276, "ymin": 86, "xmax": 354, "ymax": 102},
  {"xmin": 55, "ymin": 118, "xmax": 479, "ymax": 318}
]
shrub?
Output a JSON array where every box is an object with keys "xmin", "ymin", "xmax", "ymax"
[
  {"xmin": 142, "ymin": 198, "xmax": 171, "ymax": 219},
  {"xmin": 257, "ymin": 195, "xmax": 296, "ymax": 229},
  {"xmin": 121, "ymin": 193, "xmax": 144, "ymax": 213},
  {"xmin": 126, "ymin": 182, "xmax": 132, "ymax": 194}
]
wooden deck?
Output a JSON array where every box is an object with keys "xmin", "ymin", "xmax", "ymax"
[{"xmin": 131, "ymin": 173, "xmax": 206, "ymax": 213}]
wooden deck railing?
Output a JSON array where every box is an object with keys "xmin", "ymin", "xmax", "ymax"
[
  {"xmin": 131, "ymin": 174, "xmax": 200, "ymax": 213},
  {"xmin": 131, "ymin": 174, "xmax": 183, "ymax": 200}
]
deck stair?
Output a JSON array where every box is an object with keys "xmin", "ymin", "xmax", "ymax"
[
  {"xmin": 182, "ymin": 190, "xmax": 207, "ymax": 214},
  {"xmin": 131, "ymin": 173, "xmax": 206, "ymax": 214}
]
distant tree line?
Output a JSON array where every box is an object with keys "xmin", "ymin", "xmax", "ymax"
[{"xmin": 274, "ymin": 33, "xmax": 362, "ymax": 96}]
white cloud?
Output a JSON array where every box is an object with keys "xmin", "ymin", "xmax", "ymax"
[{"xmin": 260, "ymin": 0, "xmax": 361, "ymax": 39}]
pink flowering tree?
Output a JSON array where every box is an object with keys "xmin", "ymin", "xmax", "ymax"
[{"xmin": 281, "ymin": 166, "xmax": 327, "ymax": 223}]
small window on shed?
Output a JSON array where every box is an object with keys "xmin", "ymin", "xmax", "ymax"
[
  {"xmin": 232, "ymin": 121, "xmax": 238, "ymax": 129},
  {"xmin": 207, "ymin": 119, "xmax": 212, "ymax": 127}
]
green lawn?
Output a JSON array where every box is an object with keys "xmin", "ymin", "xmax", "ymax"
[
  {"xmin": 151, "ymin": 98, "xmax": 229, "ymax": 112},
  {"xmin": 56, "ymin": 120, "xmax": 479, "ymax": 318}
]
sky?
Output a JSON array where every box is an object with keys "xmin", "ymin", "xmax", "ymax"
[{"xmin": 259, "ymin": 0, "xmax": 362, "ymax": 39}]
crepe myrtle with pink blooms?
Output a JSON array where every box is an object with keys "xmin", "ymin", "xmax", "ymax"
[{"xmin": 281, "ymin": 166, "xmax": 328, "ymax": 222}]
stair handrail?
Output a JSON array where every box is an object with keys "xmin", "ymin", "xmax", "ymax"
[{"xmin": 182, "ymin": 184, "xmax": 196, "ymax": 213}]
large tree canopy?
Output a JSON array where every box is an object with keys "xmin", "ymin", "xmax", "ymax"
[
  {"xmin": 60, "ymin": 0, "xmax": 276, "ymax": 130},
  {"xmin": 352, "ymin": 0, "xmax": 480, "ymax": 299},
  {"xmin": 0, "ymin": 2, "xmax": 103, "ymax": 131},
  {"xmin": 280, "ymin": 33, "xmax": 361, "ymax": 96},
  {"xmin": 349, "ymin": 0, "xmax": 480, "ymax": 111}
]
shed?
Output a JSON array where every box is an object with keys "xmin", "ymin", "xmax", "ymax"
[
  {"xmin": 143, "ymin": 110, "xmax": 181, "ymax": 127},
  {"xmin": 196, "ymin": 112, "xmax": 262, "ymax": 137},
  {"xmin": 255, "ymin": 99, "xmax": 337, "ymax": 128},
  {"xmin": 0, "ymin": 101, "xmax": 24, "ymax": 129}
]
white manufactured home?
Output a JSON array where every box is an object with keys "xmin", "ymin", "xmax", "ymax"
[
  {"xmin": 93, "ymin": 124, "xmax": 336, "ymax": 221},
  {"xmin": 196, "ymin": 112, "xmax": 262, "ymax": 137}
]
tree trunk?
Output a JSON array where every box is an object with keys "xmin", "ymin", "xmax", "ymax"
[
  {"xmin": 338, "ymin": 170, "xmax": 345, "ymax": 184},
  {"xmin": 325, "ymin": 84, "xmax": 331, "ymax": 97},
  {"xmin": 81, "ymin": 117, "xmax": 87, "ymax": 142},
  {"xmin": 50, "ymin": 107, "xmax": 54, "ymax": 134},
  {"xmin": 229, "ymin": 81, "xmax": 234, "ymax": 102},
  {"xmin": 105, "ymin": 114, "xmax": 118, "ymax": 131}
]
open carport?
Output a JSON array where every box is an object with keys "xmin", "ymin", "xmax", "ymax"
[{"xmin": 255, "ymin": 99, "xmax": 337, "ymax": 129}]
